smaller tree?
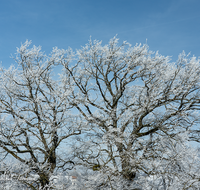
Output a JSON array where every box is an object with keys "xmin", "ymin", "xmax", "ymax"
[{"xmin": 0, "ymin": 41, "xmax": 81, "ymax": 189}]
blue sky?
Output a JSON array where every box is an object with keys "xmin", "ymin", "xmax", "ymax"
[{"xmin": 0, "ymin": 0, "xmax": 200, "ymax": 67}]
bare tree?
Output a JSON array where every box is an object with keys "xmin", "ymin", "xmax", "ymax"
[
  {"xmin": 0, "ymin": 41, "xmax": 81, "ymax": 189},
  {"xmin": 60, "ymin": 37, "xmax": 200, "ymax": 187}
]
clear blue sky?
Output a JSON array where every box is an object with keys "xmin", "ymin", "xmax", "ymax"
[{"xmin": 0, "ymin": 0, "xmax": 200, "ymax": 67}]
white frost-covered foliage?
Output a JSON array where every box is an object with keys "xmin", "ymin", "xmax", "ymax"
[{"xmin": 0, "ymin": 37, "xmax": 200, "ymax": 189}]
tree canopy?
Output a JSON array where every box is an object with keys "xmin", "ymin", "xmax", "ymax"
[{"xmin": 0, "ymin": 37, "xmax": 200, "ymax": 189}]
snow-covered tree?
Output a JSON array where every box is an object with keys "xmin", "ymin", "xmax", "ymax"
[
  {"xmin": 59, "ymin": 37, "xmax": 200, "ymax": 188},
  {"xmin": 1, "ymin": 37, "xmax": 200, "ymax": 189},
  {"xmin": 0, "ymin": 41, "xmax": 81, "ymax": 189}
]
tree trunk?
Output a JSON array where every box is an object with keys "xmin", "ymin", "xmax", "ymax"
[
  {"xmin": 39, "ymin": 172, "xmax": 50, "ymax": 189},
  {"xmin": 121, "ymin": 158, "xmax": 136, "ymax": 181},
  {"xmin": 117, "ymin": 142, "xmax": 136, "ymax": 181}
]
